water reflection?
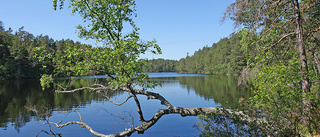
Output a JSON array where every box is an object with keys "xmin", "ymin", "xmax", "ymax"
[
  {"xmin": 0, "ymin": 78, "xmax": 117, "ymax": 132},
  {"xmin": 0, "ymin": 79, "xmax": 43, "ymax": 132},
  {"xmin": 176, "ymin": 75, "xmax": 249, "ymax": 107},
  {"xmin": 150, "ymin": 75, "xmax": 249, "ymax": 108},
  {"xmin": 0, "ymin": 74, "xmax": 249, "ymax": 136}
]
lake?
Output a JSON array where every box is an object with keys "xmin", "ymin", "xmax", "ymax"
[{"xmin": 0, "ymin": 72, "xmax": 249, "ymax": 137}]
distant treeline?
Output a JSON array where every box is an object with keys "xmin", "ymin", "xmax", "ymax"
[
  {"xmin": 176, "ymin": 33, "xmax": 246, "ymax": 75},
  {"xmin": 143, "ymin": 58, "xmax": 177, "ymax": 72}
]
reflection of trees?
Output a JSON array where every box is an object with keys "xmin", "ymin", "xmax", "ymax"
[
  {"xmin": 0, "ymin": 78, "xmax": 122, "ymax": 131},
  {"xmin": 176, "ymin": 75, "xmax": 250, "ymax": 107},
  {"xmin": 150, "ymin": 75, "xmax": 250, "ymax": 108},
  {"xmin": 0, "ymin": 79, "xmax": 44, "ymax": 132}
]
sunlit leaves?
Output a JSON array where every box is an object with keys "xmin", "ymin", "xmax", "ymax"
[
  {"xmin": 52, "ymin": 0, "xmax": 64, "ymax": 10},
  {"xmin": 247, "ymin": 58, "xmax": 308, "ymax": 132},
  {"xmin": 37, "ymin": 0, "xmax": 163, "ymax": 90},
  {"xmin": 69, "ymin": 0, "xmax": 136, "ymax": 45},
  {"xmin": 40, "ymin": 74, "xmax": 53, "ymax": 90}
]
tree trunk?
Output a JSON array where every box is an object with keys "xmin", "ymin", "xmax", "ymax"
[
  {"xmin": 313, "ymin": 51, "xmax": 320, "ymax": 75},
  {"xmin": 292, "ymin": 0, "xmax": 310, "ymax": 124}
]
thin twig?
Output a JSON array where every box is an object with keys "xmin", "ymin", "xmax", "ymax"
[{"xmin": 101, "ymin": 108, "xmax": 134, "ymax": 128}]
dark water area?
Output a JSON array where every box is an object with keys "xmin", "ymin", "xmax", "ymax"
[{"xmin": 0, "ymin": 72, "xmax": 249, "ymax": 137}]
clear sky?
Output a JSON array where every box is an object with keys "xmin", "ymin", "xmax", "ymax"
[{"xmin": 0, "ymin": 0, "xmax": 236, "ymax": 60}]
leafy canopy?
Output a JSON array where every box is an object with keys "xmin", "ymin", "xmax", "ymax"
[{"xmin": 37, "ymin": 0, "xmax": 161, "ymax": 90}]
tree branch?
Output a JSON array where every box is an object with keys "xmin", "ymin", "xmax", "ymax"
[
  {"xmin": 305, "ymin": 26, "xmax": 320, "ymax": 41},
  {"xmin": 55, "ymin": 118, "xmax": 110, "ymax": 137},
  {"xmin": 129, "ymin": 88, "xmax": 173, "ymax": 109},
  {"xmin": 105, "ymin": 95, "xmax": 134, "ymax": 106},
  {"xmin": 82, "ymin": 0, "xmax": 117, "ymax": 43},
  {"xmin": 131, "ymin": 93, "xmax": 146, "ymax": 122},
  {"xmin": 264, "ymin": 32, "xmax": 295, "ymax": 51}
]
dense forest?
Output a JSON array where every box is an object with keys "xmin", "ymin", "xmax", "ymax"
[
  {"xmin": 0, "ymin": 21, "xmax": 91, "ymax": 79},
  {"xmin": 176, "ymin": 32, "xmax": 246, "ymax": 75},
  {"xmin": 145, "ymin": 32, "xmax": 247, "ymax": 75}
]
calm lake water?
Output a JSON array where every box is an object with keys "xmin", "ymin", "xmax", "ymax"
[{"xmin": 0, "ymin": 72, "xmax": 249, "ymax": 137}]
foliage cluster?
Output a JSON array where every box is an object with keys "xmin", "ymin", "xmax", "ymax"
[{"xmin": 39, "ymin": 0, "xmax": 163, "ymax": 91}]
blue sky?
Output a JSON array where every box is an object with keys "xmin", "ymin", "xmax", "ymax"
[{"xmin": 0, "ymin": 0, "xmax": 236, "ymax": 60}]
